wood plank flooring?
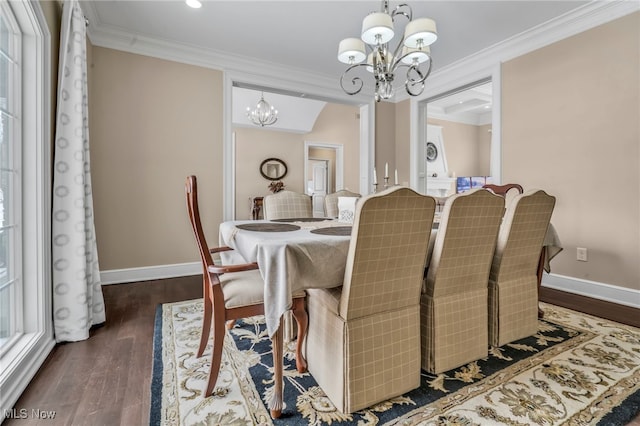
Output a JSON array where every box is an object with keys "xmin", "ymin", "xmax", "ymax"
[
  {"xmin": 4, "ymin": 276, "xmax": 201, "ymax": 426},
  {"xmin": 5, "ymin": 276, "xmax": 639, "ymax": 425}
]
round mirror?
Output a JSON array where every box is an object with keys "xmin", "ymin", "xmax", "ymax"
[{"xmin": 260, "ymin": 158, "xmax": 288, "ymax": 180}]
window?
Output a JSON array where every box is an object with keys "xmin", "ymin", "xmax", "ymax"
[
  {"xmin": 0, "ymin": 0, "xmax": 22, "ymax": 353},
  {"xmin": 0, "ymin": 0, "xmax": 52, "ymax": 414}
]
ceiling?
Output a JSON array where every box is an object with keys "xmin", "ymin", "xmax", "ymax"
[
  {"xmin": 83, "ymin": 1, "xmax": 590, "ymax": 81},
  {"xmin": 81, "ymin": 0, "xmax": 592, "ymax": 129}
]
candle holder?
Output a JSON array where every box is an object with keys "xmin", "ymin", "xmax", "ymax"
[
  {"xmin": 373, "ymin": 183, "xmax": 378, "ymax": 193},
  {"xmin": 384, "ymin": 177, "xmax": 389, "ymax": 190}
]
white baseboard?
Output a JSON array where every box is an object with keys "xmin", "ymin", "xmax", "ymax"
[
  {"xmin": 100, "ymin": 262, "xmax": 201, "ymax": 285},
  {"xmin": 101, "ymin": 263, "xmax": 639, "ymax": 310},
  {"xmin": 542, "ymin": 273, "xmax": 640, "ymax": 309}
]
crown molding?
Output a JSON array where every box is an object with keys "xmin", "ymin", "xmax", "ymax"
[
  {"xmin": 397, "ymin": 0, "xmax": 640, "ymax": 103},
  {"xmin": 83, "ymin": 1, "xmax": 638, "ymax": 104}
]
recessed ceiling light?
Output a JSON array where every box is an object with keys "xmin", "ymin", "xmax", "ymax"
[{"xmin": 186, "ymin": 0, "xmax": 202, "ymax": 9}]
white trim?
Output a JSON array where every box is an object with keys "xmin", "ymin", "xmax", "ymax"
[
  {"xmin": 360, "ymin": 102, "xmax": 374, "ymax": 195},
  {"xmin": 0, "ymin": 0, "xmax": 53, "ymax": 415},
  {"xmin": 99, "ymin": 263, "xmax": 640, "ymax": 313},
  {"xmin": 100, "ymin": 262, "xmax": 201, "ymax": 285},
  {"xmin": 542, "ymin": 273, "xmax": 640, "ymax": 310}
]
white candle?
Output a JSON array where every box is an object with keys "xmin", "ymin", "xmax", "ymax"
[
  {"xmin": 394, "ymin": 169, "xmax": 398, "ymax": 185},
  {"xmin": 373, "ymin": 168, "xmax": 377, "ymax": 184},
  {"xmin": 385, "ymin": 162, "xmax": 389, "ymax": 179}
]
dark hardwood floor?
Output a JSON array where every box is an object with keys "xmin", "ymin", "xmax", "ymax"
[
  {"xmin": 4, "ymin": 276, "xmax": 201, "ymax": 426},
  {"xmin": 5, "ymin": 276, "xmax": 639, "ymax": 425}
]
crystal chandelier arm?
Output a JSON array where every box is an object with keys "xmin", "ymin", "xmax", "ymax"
[{"xmin": 340, "ymin": 63, "xmax": 372, "ymax": 96}]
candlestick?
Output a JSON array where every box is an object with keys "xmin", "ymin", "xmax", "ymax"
[
  {"xmin": 373, "ymin": 183, "xmax": 378, "ymax": 193},
  {"xmin": 394, "ymin": 169, "xmax": 398, "ymax": 185},
  {"xmin": 384, "ymin": 176, "xmax": 389, "ymax": 190}
]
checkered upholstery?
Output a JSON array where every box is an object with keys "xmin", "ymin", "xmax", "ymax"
[
  {"xmin": 488, "ymin": 189, "xmax": 555, "ymax": 347},
  {"xmin": 324, "ymin": 189, "xmax": 361, "ymax": 218},
  {"xmin": 306, "ymin": 187, "xmax": 436, "ymax": 413},
  {"xmin": 421, "ymin": 188, "xmax": 504, "ymax": 374},
  {"xmin": 263, "ymin": 190, "xmax": 312, "ymax": 220}
]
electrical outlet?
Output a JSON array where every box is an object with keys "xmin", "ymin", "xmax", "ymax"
[{"xmin": 577, "ymin": 247, "xmax": 588, "ymax": 262}]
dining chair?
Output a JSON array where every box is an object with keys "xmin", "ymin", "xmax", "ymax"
[
  {"xmin": 323, "ymin": 189, "xmax": 361, "ymax": 218},
  {"xmin": 488, "ymin": 189, "xmax": 556, "ymax": 347},
  {"xmin": 421, "ymin": 188, "xmax": 504, "ymax": 374},
  {"xmin": 306, "ymin": 187, "xmax": 436, "ymax": 413},
  {"xmin": 263, "ymin": 190, "xmax": 313, "ymax": 220},
  {"xmin": 482, "ymin": 183, "xmax": 524, "ymax": 206},
  {"xmin": 185, "ymin": 176, "xmax": 308, "ymax": 397}
]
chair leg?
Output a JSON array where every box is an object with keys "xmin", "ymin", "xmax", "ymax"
[
  {"xmin": 198, "ymin": 286, "xmax": 212, "ymax": 358},
  {"xmin": 205, "ymin": 311, "xmax": 226, "ymax": 397},
  {"xmin": 291, "ymin": 298, "xmax": 308, "ymax": 373}
]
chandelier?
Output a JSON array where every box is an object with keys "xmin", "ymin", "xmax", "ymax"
[
  {"xmin": 246, "ymin": 92, "xmax": 278, "ymax": 127},
  {"xmin": 338, "ymin": 0, "xmax": 437, "ymax": 102}
]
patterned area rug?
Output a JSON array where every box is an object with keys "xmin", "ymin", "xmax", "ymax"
[{"xmin": 150, "ymin": 300, "xmax": 640, "ymax": 425}]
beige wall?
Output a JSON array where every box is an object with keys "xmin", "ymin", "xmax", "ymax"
[
  {"xmin": 395, "ymin": 100, "xmax": 411, "ymax": 186},
  {"xmin": 375, "ymin": 101, "xmax": 396, "ymax": 186},
  {"xmin": 88, "ymin": 47, "xmax": 224, "ymax": 269},
  {"xmin": 234, "ymin": 102, "xmax": 360, "ymax": 220},
  {"xmin": 502, "ymin": 12, "xmax": 639, "ymax": 290},
  {"xmin": 428, "ymin": 118, "xmax": 489, "ymax": 177}
]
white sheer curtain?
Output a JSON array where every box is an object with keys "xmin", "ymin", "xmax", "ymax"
[{"xmin": 52, "ymin": 0, "xmax": 105, "ymax": 342}]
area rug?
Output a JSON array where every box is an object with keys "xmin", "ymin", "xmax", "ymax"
[{"xmin": 150, "ymin": 300, "xmax": 640, "ymax": 425}]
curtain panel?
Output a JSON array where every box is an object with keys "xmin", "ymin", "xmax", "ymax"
[{"xmin": 52, "ymin": 0, "xmax": 105, "ymax": 342}]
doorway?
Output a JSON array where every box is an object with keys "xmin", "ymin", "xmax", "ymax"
[{"xmin": 304, "ymin": 141, "xmax": 344, "ymax": 217}]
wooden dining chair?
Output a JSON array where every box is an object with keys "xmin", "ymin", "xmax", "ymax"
[
  {"xmin": 323, "ymin": 189, "xmax": 361, "ymax": 218},
  {"xmin": 482, "ymin": 183, "xmax": 524, "ymax": 208},
  {"xmin": 185, "ymin": 175, "xmax": 308, "ymax": 397},
  {"xmin": 421, "ymin": 188, "xmax": 504, "ymax": 374},
  {"xmin": 488, "ymin": 189, "xmax": 556, "ymax": 347},
  {"xmin": 306, "ymin": 187, "xmax": 436, "ymax": 413},
  {"xmin": 263, "ymin": 190, "xmax": 313, "ymax": 220}
]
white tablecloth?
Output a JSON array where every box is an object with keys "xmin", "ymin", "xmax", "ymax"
[{"xmin": 219, "ymin": 220, "xmax": 350, "ymax": 336}]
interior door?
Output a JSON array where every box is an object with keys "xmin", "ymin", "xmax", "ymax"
[{"xmin": 310, "ymin": 160, "xmax": 328, "ymax": 217}]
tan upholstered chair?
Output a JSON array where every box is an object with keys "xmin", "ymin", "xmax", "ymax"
[
  {"xmin": 323, "ymin": 189, "xmax": 361, "ymax": 218},
  {"xmin": 488, "ymin": 189, "xmax": 556, "ymax": 347},
  {"xmin": 263, "ymin": 190, "xmax": 312, "ymax": 220},
  {"xmin": 306, "ymin": 187, "xmax": 436, "ymax": 413},
  {"xmin": 421, "ymin": 188, "xmax": 504, "ymax": 374},
  {"xmin": 185, "ymin": 176, "xmax": 308, "ymax": 397}
]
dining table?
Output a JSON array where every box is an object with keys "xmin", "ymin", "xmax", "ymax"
[{"xmin": 218, "ymin": 215, "xmax": 562, "ymax": 417}]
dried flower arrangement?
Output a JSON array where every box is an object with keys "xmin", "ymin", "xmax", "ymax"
[{"xmin": 268, "ymin": 180, "xmax": 285, "ymax": 193}]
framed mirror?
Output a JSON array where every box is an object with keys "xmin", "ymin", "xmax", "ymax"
[{"xmin": 260, "ymin": 158, "xmax": 288, "ymax": 180}]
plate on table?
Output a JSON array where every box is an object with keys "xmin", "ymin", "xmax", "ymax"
[
  {"xmin": 236, "ymin": 223, "xmax": 301, "ymax": 232},
  {"xmin": 272, "ymin": 217, "xmax": 331, "ymax": 223},
  {"xmin": 310, "ymin": 226, "xmax": 352, "ymax": 236}
]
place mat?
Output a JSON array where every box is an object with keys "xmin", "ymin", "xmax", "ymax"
[
  {"xmin": 310, "ymin": 226, "xmax": 352, "ymax": 236},
  {"xmin": 235, "ymin": 223, "xmax": 300, "ymax": 232},
  {"xmin": 271, "ymin": 217, "xmax": 331, "ymax": 223}
]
